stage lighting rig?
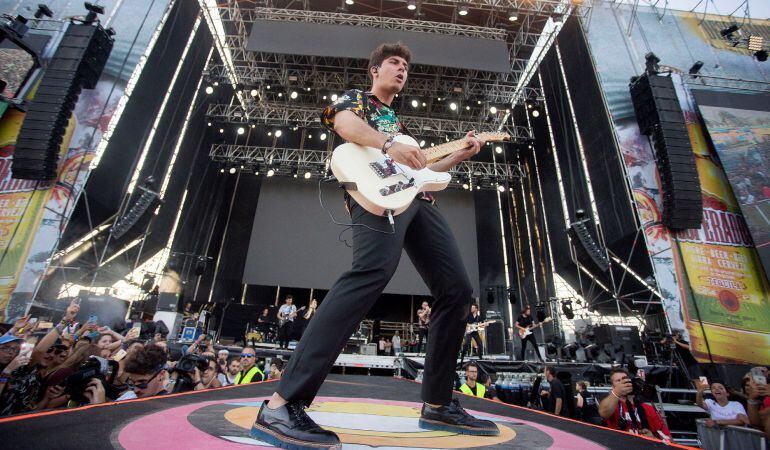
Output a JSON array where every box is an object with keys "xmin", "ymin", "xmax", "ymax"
[
  {"xmin": 83, "ymin": 2, "xmax": 105, "ymax": 24},
  {"xmin": 34, "ymin": 4, "xmax": 54, "ymax": 19},
  {"xmin": 561, "ymin": 300, "xmax": 575, "ymax": 320},
  {"xmin": 755, "ymin": 50, "xmax": 768, "ymax": 62},
  {"xmin": 407, "ymin": 0, "xmax": 417, "ymax": 11},
  {"xmin": 458, "ymin": 5, "xmax": 469, "ymax": 16},
  {"xmin": 720, "ymin": 23, "xmax": 740, "ymax": 46}
]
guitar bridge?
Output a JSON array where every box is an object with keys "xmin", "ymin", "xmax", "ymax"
[
  {"xmin": 379, "ymin": 180, "xmax": 415, "ymax": 196},
  {"xmin": 369, "ymin": 161, "xmax": 397, "ymax": 179}
]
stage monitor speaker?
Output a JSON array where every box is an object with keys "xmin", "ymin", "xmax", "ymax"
[
  {"xmin": 629, "ymin": 73, "xmax": 702, "ymax": 230},
  {"xmin": 485, "ymin": 321, "xmax": 506, "ymax": 355},
  {"xmin": 157, "ymin": 292, "xmax": 179, "ymax": 312},
  {"xmin": 568, "ymin": 219, "xmax": 609, "ymax": 272},
  {"xmin": 12, "ymin": 22, "xmax": 113, "ymax": 181}
]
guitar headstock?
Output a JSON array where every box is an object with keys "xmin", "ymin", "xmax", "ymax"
[{"xmin": 476, "ymin": 132, "xmax": 511, "ymax": 143}]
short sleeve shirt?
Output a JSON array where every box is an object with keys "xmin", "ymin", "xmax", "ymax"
[
  {"xmin": 279, "ymin": 304, "xmax": 297, "ymax": 322},
  {"xmin": 703, "ymin": 399, "xmax": 747, "ymax": 421}
]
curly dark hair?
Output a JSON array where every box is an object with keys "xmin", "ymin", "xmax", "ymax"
[
  {"xmin": 368, "ymin": 42, "xmax": 412, "ymax": 79},
  {"xmin": 124, "ymin": 344, "xmax": 167, "ymax": 375}
]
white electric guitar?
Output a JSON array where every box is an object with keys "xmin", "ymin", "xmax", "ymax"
[{"xmin": 330, "ymin": 132, "xmax": 510, "ymax": 217}]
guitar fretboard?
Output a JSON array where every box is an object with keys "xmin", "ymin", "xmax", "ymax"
[{"xmin": 420, "ymin": 132, "xmax": 509, "ymax": 163}]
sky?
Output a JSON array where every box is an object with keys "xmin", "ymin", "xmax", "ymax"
[{"xmin": 615, "ymin": 0, "xmax": 770, "ymax": 21}]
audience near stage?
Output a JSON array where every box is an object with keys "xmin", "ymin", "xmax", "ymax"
[
  {"xmin": 599, "ymin": 367, "xmax": 670, "ymax": 440},
  {"xmin": 540, "ymin": 365, "xmax": 567, "ymax": 417},
  {"xmin": 234, "ymin": 347, "xmax": 264, "ymax": 384},
  {"xmin": 220, "ymin": 357, "xmax": 240, "ymax": 386},
  {"xmin": 744, "ymin": 370, "xmax": 770, "ymax": 439},
  {"xmin": 269, "ymin": 358, "xmax": 285, "ymax": 381},
  {"xmin": 457, "ymin": 362, "xmax": 496, "ymax": 400},
  {"xmin": 575, "ymin": 381, "xmax": 602, "ymax": 425},
  {"xmin": 696, "ymin": 378, "xmax": 749, "ymax": 428}
]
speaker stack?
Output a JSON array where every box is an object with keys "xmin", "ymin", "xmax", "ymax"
[
  {"xmin": 568, "ymin": 218, "xmax": 610, "ymax": 272},
  {"xmin": 630, "ymin": 73, "xmax": 702, "ymax": 230},
  {"xmin": 12, "ymin": 21, "xmax": 113, "ymax": 181},
  {"xmin": 484, "ymin": 321, "xmax": 506, "ymax": 355}
]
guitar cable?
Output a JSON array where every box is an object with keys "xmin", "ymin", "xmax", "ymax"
[{"xmin": 317, "ymin": 178, "xmax": 396, "ymax": 248}]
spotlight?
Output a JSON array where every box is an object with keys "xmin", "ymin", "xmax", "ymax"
[
  {"xmin": 475, "ymin": 185, "xmax": 480, "ymax": 190},
  {"xmin": 267, "ymin": 169, "xmax": 275, "ymax": 177},
  {"xmin": 644, "ymin": 52, "xmax": 660, "ymax": 75},
  {"xmin": 331, "ymin": 94, "xmax": 338, "ymax": 102},
  {"xmin": 720, "ymin": 24, "xmax": 740, "ymax": 38},
  {"xmin": 458, "ymin": 5, "xmax": 468, "ymax": 16},
  {"xmin": 688, "ymin": 60, "xmax": 704, "ymax": 76},
  {"xmin": 219, "ymin": 168, "xmax": 224, "ymax": 173},
  {"xmin": 267, "ymin": 131, "xmax": 272, "ymax": 136},
  {"xmin": 278, "ymin": 92, "xmax": 283, "ymax": 97},
  {"xmin": 292, "ymin": 169, "xmax": 298, "ymax": 178},
  {"xmin": 219, "ymin": 128, "xmax": 224, "ymax": 134},
  {"xmin": 320, "ymin": 133, "xmax": 327, "ymax": 141},
  {"xmin": 207, "ymin": 122, "xmax": 211, "ymax": 127},
  {"xmin": 306, "ymin": 87, "xmax": 312, "ymax": 91},
  {"xmin": 205, "ymin": 86, "xmax": 214, "ymax": 94},
  {"xmin": 490, "ymin": 106, "xmax": 498, "ymax": 114},
  {"xmin": 509, "ymin": 13, "xmax": 518, "ymax": 21},
  {"xmin": 411, "ymin": 99, "xmax": 419, "ymax": 108},
  {"xmin": 322, "ymin": 95, "xmax": 327, "ymax": 100},
  {"xmin": 213, "ymin": 81, "xmax": 219, "ymax": 86},
  {"xmin": 236, "ymin": 127, "xmax": 245, "ymax": 135},
  {"xmin": 422, "ymin": 102, "xmax": 426, "ymax": 107},
  {"xmin": 308, "ymin": 134, "xmax": 313, "ymax": 139},
  {"xmin": 462, "ymin": 183, "xmax": 469, "ymax": 190},
  {"xmin": 465, "ymin": 105, "xmax": 470, "ymax": 110},
  {"xmin": 345, "ymin": 0, "xmax": 354, "ymax": 4},
  {"xmin": 748, "ymin": 35, "xmax": 765, "ymax": 52},
  {"xmin": 250, "ymin": 89, "xmax": 258, "ymax": 96},
  {"xmin": 495, "ymin": 146, "xmax": 502, "ymax": 154},
  {"xmin": 229, "ymin": 167, "xmax": 236, "ymax": 174},
  {"xmin": 419, "ymin": 140, "xmax": 426, "ymax": 147},
  {"xmin": 250, "ymin": 124, "xmax": 255, "ymax": 128},
  {"xmin": 561, "ymin": 300, "xmax": 575, "ymax": 320},
  {"xmin": 497, "ymin": 185, "xmax": 505, "ymax": 192},
  {"xmin": 531, "ymin": 109, "xmax": 540, "ymax": 118},
  {"xmin": 756, "ymin": 50, "xmax": 768, "ymax": 62},
  {"xmin": 449, "ymin": 102, "xmax": 458, "ymax": 111},
  {"xmin": 304, "ymin": 171, "xmax": 311, "ymax": 179},
  {"xmin": 266, "ymin": 85, "xmax": 271, "ymax": 89},
  {"xmin": 407, "ymin": 0, "xmax": 417, "ymax": 10},
  {"xmin": 275, "ymin": 130, "xmax": 283, "ymax": 137},
  {"xmin": 290, "ymin": 91, "xmax": 298, "ymax": 99}
]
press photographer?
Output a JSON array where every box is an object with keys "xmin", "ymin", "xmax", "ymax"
[{"xmin": 598, "ymin": 367, "xmax": 670, "ymax": 439}]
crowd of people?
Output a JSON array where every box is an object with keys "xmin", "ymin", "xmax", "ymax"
[{"xmin": 0, "ymin": 299, "xmax": 287, "ymax": 416}]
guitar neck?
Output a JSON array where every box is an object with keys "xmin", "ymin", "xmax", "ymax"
[{"xmin": 420, "ymin": 132, "xmax": 509, "ymax": 163}]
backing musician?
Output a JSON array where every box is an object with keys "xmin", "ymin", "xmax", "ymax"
[
  {"xmin": 277, "ymin": 295, "xmax": 297, "ymax": 350},
  {"xmin": 516, "ymin": 305, "xmax": 544, "ymax": 362},
  {"xmin": 416, "ymin": 301, "xmax": 431, "ymax": 355},
  {"xmin": 462, "ymin": 303, "xmax": 484, "ymax": 360}
]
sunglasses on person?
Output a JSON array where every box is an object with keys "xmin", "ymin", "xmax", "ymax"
[
  {"xmin": 126, "ymin": 368, "xmax": 164, "ymax": 390},
  {"xmin": 240, "ymin": 353, "xmax": 255, "ymax": 358}
]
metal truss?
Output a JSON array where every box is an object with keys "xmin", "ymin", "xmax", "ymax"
[
  {"xmin": 210, "ymin": 3, "xmax": 566, "ymax": 107},
  {"xmin": 206, "ymin": 103, "xmax": 533, "ymax": 141},
  {"xmin": 243, "ymin": 7, "xmax": 509, "ymax": 40},
  {"xmin": 209, "ymin": 144, "xmax": 522, "ymax": 188}
]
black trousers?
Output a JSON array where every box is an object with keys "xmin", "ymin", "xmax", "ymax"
[
  {"xmin": 278, "ymin": 322, "xmax": 293, "ymax": 348},
  {"xmin": 277, "ymin": 199, "xmax": 472, "ymax": 406},
  {"xmin": 520, "ymin": 333, "xmax": 543, "ymax": 361},
  {"xmin": 417, "ymin": 328, "xmax": 428, "ymax": 354},
  {"xmin": 462, "ymin": 331, "xmax": 483, "ymax": 359}
]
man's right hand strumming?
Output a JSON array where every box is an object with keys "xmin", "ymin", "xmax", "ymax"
[{"xmin": 386, "ymin": 142, "xmax": 426, "ymax": 170}]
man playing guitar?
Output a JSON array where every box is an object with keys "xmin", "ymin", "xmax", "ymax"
[
  {"xmin": 250, "ymin": 42, "xmax": 498, "ymax": 449},
  {"xmin": 516, "ymin": 305, "xmax": 545, "ymax": 362},
  {"xmin": 276, "ymin": 295, "xmax": 297, "ymax": 349},
  {"xmin": 416, "ymin": 301, "xmax": 431, "ymax": 355},
  {"xmin": 462, "ymin": 303, "xmax": 485, "ymax": 360}
]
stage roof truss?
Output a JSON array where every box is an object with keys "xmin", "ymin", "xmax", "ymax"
[{"xmin": 209, "ymin": 144, "xmax": 521, "ymax": 189}]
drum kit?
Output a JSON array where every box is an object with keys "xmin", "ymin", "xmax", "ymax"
[{"xmin": 244, "ymin": 323, "xmax": 277, "ymax": 345}]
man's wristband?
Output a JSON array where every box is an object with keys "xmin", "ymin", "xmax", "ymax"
[{"xmin": 381, "ymin": 136, "xmax": 395, "ymax": 155}]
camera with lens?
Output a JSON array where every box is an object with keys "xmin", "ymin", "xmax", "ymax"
[
  {"xmin": 631, "ymin": 377, "xmax": 656, "ymax": 399},
  {"xmin": 169, "ymin": 353, "xmax": 209, "ymax": 393},
  {"xmin": 63, "ymin": 356, "xmax": 120, "ymax": 403}
]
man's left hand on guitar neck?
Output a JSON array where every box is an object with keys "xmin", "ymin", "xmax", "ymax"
[{"xmin": 429, "ymin": 130, "xmax": 485, "ymax": 173}]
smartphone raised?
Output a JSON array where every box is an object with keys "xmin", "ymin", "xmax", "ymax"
[{"xmin": 751, "ymin": 367, "xmax": 767, "ymax": 385}]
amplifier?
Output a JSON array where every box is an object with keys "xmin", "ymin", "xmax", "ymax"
[
  {"xmin": 485, "ymin": 321, "xmax": 506, "ymax": 355},
  {"xmin": 594, "ymin": 324, "xmax": 643, "ymax": 355}
]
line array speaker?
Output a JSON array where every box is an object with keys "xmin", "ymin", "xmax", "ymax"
[
  {"xmin": 12, "ymin": 21, "xmax": 113, "ymax": 181},
  {"xmin": 630, "ymin": 73, "xmax": 702, "ymax": 229},
  {"xmin": 568, "ymin": 218, "xmax": 609, "ymax": 272}
]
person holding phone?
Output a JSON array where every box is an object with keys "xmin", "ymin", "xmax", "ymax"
[
  {"xmin": 696, "ymin": 379, "xmax": 749, "ymax": 427},
  {"xmin": 744, "ymin": 369, "xmax": 770, "ymax": 439}
]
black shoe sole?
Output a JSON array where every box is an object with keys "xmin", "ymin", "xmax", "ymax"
[
  {"xmin": 418, "ymin": 418, "xmax": 501, "ymax": 436},
  {"xmin": 250, "ymin": 423, "xmax": 341, "ymax": 450}
]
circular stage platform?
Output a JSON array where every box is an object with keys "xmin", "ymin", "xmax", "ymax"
[{"xmin": 0, "ymin": 375, "xmax": 694, "ymax": 449}]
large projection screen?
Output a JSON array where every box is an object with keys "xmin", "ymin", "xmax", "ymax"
[{"xmin": 244, "ymin": 178, "xmax": 479, "ymax": 296}]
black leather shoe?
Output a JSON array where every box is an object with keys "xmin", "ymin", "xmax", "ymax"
[
  {"xmin": 250, "ymin": 400, "xmax": 341, "ymax": 449},
  {"xmin": 418, "ymin": 398, "xmax": 500, "ymax": 436}
]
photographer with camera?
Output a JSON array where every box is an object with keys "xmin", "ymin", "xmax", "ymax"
[{"xmin": 598, "ymin": 367, "xmax": 670, "ymax": 440}]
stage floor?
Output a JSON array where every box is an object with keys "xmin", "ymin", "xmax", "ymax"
[{"xmin": 0, "ymin": 374, "xmax": 695, "ymax": 449}]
